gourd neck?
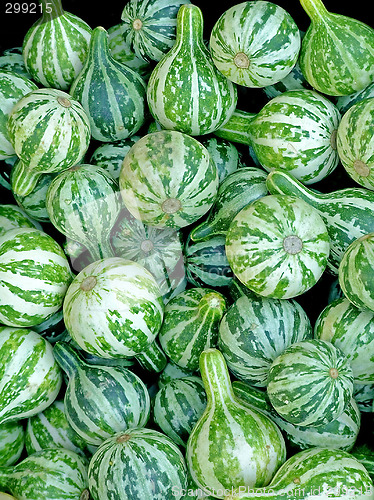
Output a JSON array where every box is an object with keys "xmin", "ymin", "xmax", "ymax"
[
  {"xmin": 88, "ymin": 26, "xmax": 111, "ymax": 63},
  {"xmin": 175, "ymin": 4, "xmax": 204, "ymax": 46},
  {"xmin": 299, "ymin": 0, "xmax": 329, "ymax": 23},
  {"xmin": 135, "ymin": 340, "xmax": 167, "ymax": 373},
  {"xmin": 11, "ymin": 160, "xmax": 40, "ymax": 197},
  {"xmin": 40, "ymin": 0, "xmax": 64, "ymax": 21},
  {"xmin": 53, "ymin": 341, "xmax": 84, "ymax": 379},
  {"xmin": 266, "ymin": 170, "xmax": 322, "ymax": 204},
  {"xmin": 199, "ymin": 348, "xmax": 235, "ymax": 407}
]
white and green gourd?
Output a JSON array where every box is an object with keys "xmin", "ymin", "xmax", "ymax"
[
  {"xmin": 299, "ymin": 0, "xmax": 374, "ymax": 96},
  {"xmin": 22, "ymin": 0, "xmax": 92, "ymax": 90},
  {"xmin": 0, "ymin": 327, "xmax": 62, "ymax": 425},
  {"xmin": 336, "ymin": 82, "xmax": 374, "ymax": 115},
  {"xmin": 213, "ymin": 108, "xmax": 257, "ymax": 146},
  {"xmin": 225, "ymin": 194, "xmax": 330, "ymax": 299},
  {"xmin": 338, "ymin": 233, "xmax": 374, "ymax": 312},
  {"xmin": 0, "ymin": 227, "xmax": 73, "ymax": 327},
  {"xmin": 186, "ymin": 348, "xmax": 286, "ymax": 495},
  {"xmin": 0, "ymin": 47, "xmax": 31, "ymax": 79},
  {"xmin": 0, "ymin": 421, "xmax": 24, "ymax": 467},
  {"xmin": 158, "ymin": 287, "xmax": 227, "ymax": 371},
  {"xmin": 146, "ymin": 4, "xmax": 237, "ymax": 136},
  {"xmin": 0, "ymin": 69, "xmax": 37, "ymax": 160},
  {"xmin": 158, "ymin": 360, "xmax": 196, "ymax": 389},
  {"xmin": 88, "ymin": 428, "xmax": 188, "ymax": 500},
  {"xmin": 218, "ymin": 294, "xmax": 312, "ymax": 387},
  {"xmin": 200, "ymin": 136, "xmax": 244, "ymax": 184},
  {"xmin": 70, "ymin": 26, "xmax": 147, "ymax": 142},
  {"xmin": 30, "ymin": 308, "xmax": 68, "ymax": 345},
  {"xmin": 266, "ymin": 169, "xmax": 374, "ymax": 273},
  {"xmin": 267, "ymin": 338, "xmax": 354, "ymax": 428},
  {"xmin": 119, "ymin": 130, "xmax": 219, "ymax": 229},
  {"xmin": 7, "ymin": 88, "xmax": 91, "ymax": 196},
  {"xmin": 0, "ymin": 203, "xmax": 41, "ymax": 236},
  {"xmin": 63, "ymin": 257, "xmax": 164, "ymax": 358},
  {"xmin": 314, "ymin": 297, "xmax": 374, "ymax": 384},
  {"xmin": 337, "ymin": 97, "xmax": 374, "ymax": 190},
  {"xmin": 89, "ymin": 136, "xmax": 141, "ymax": 180},
  {"xmin": 263, "ymin": 58, "xmax": 311, "ymax": 100},
  {"xmin": 209, "ymin": 1, "xmax": 300, "ymax": 88},
  {"xmin": 247, "ymin": 89, "xmax": 341, "ymax": 185},
  {"xmin": 0, "ymin": 448, "xmax": 90, "ymax": 500},
  {"xmin": 354, "ymin": 382, "xmax": 374, "ymax": 413}
]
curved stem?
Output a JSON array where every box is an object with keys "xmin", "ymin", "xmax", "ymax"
[
  {"xmin": 40, "ymin": 0, "xmax": 64, "ymax": 20},
  {"xmin": 175, "ymin": 4, "xmax": 204, "ymax": 46},
  {"xmin": 214, "ymin": 109, "xmax": 257, "ymax": 145},
  {"xmin": 199, "ymin": 348, "xmax": 235, "ymax": 407},
  {"xmin": 53, "ymin": 342, "xmax": 83, "ymax": 379},
  {"xmin": 299, "ymin": 0, "xmax": 329, "ymax": 23}
]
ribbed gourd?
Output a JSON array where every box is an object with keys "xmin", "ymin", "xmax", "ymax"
[
  {"xmin": 146, "ymin": 4, "xmax": 237, "ymax": 136},
  {"xmin": 0, "ymin": 421, "xmax": 24, "ymax": 467},
  {"xmin": 70, "ymin": 26, "xmax": 147, "ymax": 142},
  {"xmin": 22, "ymin": 0, "xmax": 92, "ymax": 90}
]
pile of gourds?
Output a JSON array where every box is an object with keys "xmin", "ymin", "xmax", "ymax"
[{"xmin": 0, "ymin": 0, "xmax": 374, "ymax": 498}]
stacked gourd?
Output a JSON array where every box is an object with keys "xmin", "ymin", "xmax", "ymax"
[{"xmin": 1, "ymin": 0, "xmax": 374, "ymax": 498}]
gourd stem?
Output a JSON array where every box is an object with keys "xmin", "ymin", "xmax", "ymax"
[
  {"xmin": 39, "ymin": 0, "xmax": 64, "ymax": 20},
  {"xmin": 53, "ymin": 341, "xmax": 83, "ymax": 379},
  {"xmin": 199, "ymin": 348, "xmax": 235, "ymax": 407},
  {"xmin": 214, "ymin": 109, "xmax": 257, "ymax": 145},
  {"xmin": 135, "ymin": 340, "xmax": 167, "ymax": 373},
  {"xmin": 190, "ymin": 221, "xmax": 214, "ymax": 242},
  {"xmin": 266, "ymin": 170, "xmax": 321, "ymax": 204},
  {"xmin": 175, "ymin": 4, "xmax": 204, "ymax": 45},
  {"xmin": 299, "ymin": 0, "xmax": 329, "ymax": 23},
  {"xmin": 87, "ymin": 26, "xmax": 110, "ymax": 63},
  {"xmin": 11, "ymin": 161, "xmax": 40, "ymax": 197}
]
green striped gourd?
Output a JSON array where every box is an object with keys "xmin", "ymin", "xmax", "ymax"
[
  {"xmin": 299, "ymin": 0, "xmax": 374, "ymax": 96},
  {"xmin": 46, "ymin": 164, "xmax": 122, "ymax": 261},
  {"xmin": 218, "ymin": 294, "xmax": 312, "ymax": 387},
  {"xmin": 263, "ymin": 59, "xmax": 310, "ymax": 99},
  {"xmin": 0, "ymin": 47, "xmax": 31, "ymax": 79},
  {"xmin": 25, "ymin": 399, "xmax": 90, "ymax": 458},
  {"xmin": 0, "ymin": 227, "xmax": 72, "ymax": 327},
  {"xmin": 225, "ymin": 194, "xmax": 330, "ymax": 299},
  {"xmin": 224, "ymin": 448, "xmax": 374, "ymax": 500},
  {"xmin": 158, "ymin": 361, "xmax": 196, "ymax": 389},
  {"xmin": 53, "ymin": 342, "xmax": 150, "ymax": 446},
  {"xmin": 214, "ymin": 108, "xmax": 257, "ymax": 146},
  {"xmin": 111, "ymin": 206, "xmax": 186, "ymax": 303},
  {"xmin": 0, "ymin": 421, "xmax": 24, "ymax": 466},
  {"xmin": 200, "ymin": 137, "xmax": 244, "ymax": 184},
  {"xmin": 119, "ymin": 130, "xmax": 219, "ymax": 228},
  {"xmin": 336, "ymin": 82, "xmax": 374, "ymax": 115},
  {"xmin": 7, "ymin": 88, "xmax": 91, "ymax": 196},
  {"xmin": 184, "ymin": 235, "xmax": 233, "ymax": 289},
  {"xmin": 30, "ymin": 308, "xmax": 68, "ymax": 344},
  {"xmin": 90, "ymin": 136, "xmax": 141, "ymax": 180},
  {"xmin": 0, "ymin": 448, "xmax": 89, "ymax": 500},
  {"xmin": 70, "ymin": 27, "xmax": 147, "ymax": 142},
  {"xmin": 266, "ymin": 169, "xmax": 374, "ymax": 273},
  {"xmin": 0, "ymin": 203, "xmax": 41, "ymax": 236},
  {"xmin": 121, "ymin": 0, "xmax": 191, "ymax": 62},
  {"xmin": 0, "ymin": 69, "xmax": 37, "ymax": 160},
  {"xmin": 146, "ymin": 4, "xmax": 237, "ymax": 136},
  {"xmin": 337, "ymin": 98, "xmax": 374, "ymax": 190},
  {"xmin": 64, "ymin": 337, "xmax": 135, "ymax": 369},
  {"xmin": 190, "ymin": 167, "xmax": 268, "ymax": 242},
  {"xmin": 351, "ymin": 444, "xmax": 374, "ymax": 481},
  {"xmin": 338, "ymin": 233, "xmax": 374, "ymax": 312},
  {"xmin": 209, "ymin": 1, "xmax": 300, "ymax": 88},
  {"xmin": 247, "ymin": 89, "xmax": 341, "ymax": 185},
  {"xmin": 186, "ymin": 348, "xmax": 286, "ymax": 495},
  {"xmin": 134, "ymin": 338, "xmax": 168, "ymax": 373},
  {"xmin": 63, "ymin": 257, "xmax": 164, "ymax": 358},
  {"xmin": 0, "ymin": 327, "xmax": 62, "ymax": 425},
  {"xmin": 22, "ymin": 0, "xmax": 92, "ymax": 90},
  {"xmin": 315, "ymin": 297, "xmax": 374, "ymax": 384},
  {"xmin": 267, "ymin": 339, "xmax": 354, "ymax": 427},
  {"xmin": 153, "ymin": 376, "xmax": 207, "ymax": 447},
  {"xmin": 158, "ymin": 288, "xmax": 227, "ymax": 371},
  {"xmin": 88, "ymin": 428, "xmax": 188, "ymax": 500}
]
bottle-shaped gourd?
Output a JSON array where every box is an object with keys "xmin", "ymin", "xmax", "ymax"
[
  {"xmin": 22, "ymin": 0, "xmax": 92, "ymax": 90},
  {"xmin": 186, "ymin": 348, "xmax": 286, "ymax": 494},
  {"xmin": 146, "ymin": 4, "xmax": 237, "ymax": 136}
]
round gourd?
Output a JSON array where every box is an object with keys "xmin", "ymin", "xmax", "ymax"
[
  {"xmin": 89, "ymin": 136, "xmax": 141, "ymax": 180},
  {"xmin": 0, "ymin": 203, "xmax": 41, "ymax": 236},
  {"xmin": 0, "ymin": 421, "xmax": 24, "ymax": 467}
]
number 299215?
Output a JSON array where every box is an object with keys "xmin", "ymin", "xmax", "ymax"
[{"xmin": 5, "ymin": 3, "xmax": 52, "ymax": 14}]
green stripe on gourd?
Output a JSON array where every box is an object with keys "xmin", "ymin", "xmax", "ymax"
[
  {"xmin": 158, "ymin": 361, "xmax": 196, "ymax": 389},
  {"xmin": 7, "ymin": 88, "xmax": 91, "ymax": 196},
  {"xmin": 146, "ymin": 4, "xmax": 237, "ymax": 136},
  {"xmin": 22, "ymin": 0, "xmax": 92, "ymax": 90},
  {"xmin": 267, "ymin": 339, "xmax": 354, "ymax": 428},
  {"xmin": 0, "ymin": 448, "xmax": 89, "ymax": 500},
  {"xmin": 225, "ymin": 194, "xmax": 330, "ymax": 299},
  {"xmin": 0, "ymin": 227, "xmax": 73, "ymax": 327},
  {"xmin": 247, "ymin": 89, "xmax": 341, "ymax": 185},
  {"xmin": 263, "ymin": 59, "xmax": 311, "ymax": 100},
  {"xmin": 218, "ymin": 294, "xmax": 312, "ymax": 387},
  {"xmin": 299, "ymin": 0, "xmax": 374, "ymax": 96},
  {"xmin": 0, "ymin": 203, "xmax": 41, "ymax": 236},
  {"xmin": 119, "ymin": 130, "xmax": 219, "ymax": 229},
  {"xmin": 158, "ymin": 288, "xmax": 227, "ymax": 371},
  {"xmin": 266, "ymin": 169, "xmax": 374, "ymax": 274},
  {"xmin": 214, "ymin": 109, "xmax": 257, "ymax": 146},
  {"xmin": 200, "ymin": 137, "xmax": 244, "ymax": 184},
  {"xmin": 0, "ymin": 327, "xmax": 62, "ymax": 425},
  {"xmin": 0, "ymin": 69, "xmax": 37, "ymax": 160},
  {"xmin": 337, "ymin": 98, "xmax": 374, "ymax": 190},
  {"xmin": 0, "ymin": 421, "xmax": 24, "ymax": 466},
  {"xmin": 351, "ymin": 444, "xmax": 374, "ymax": 481},
  {"xmin": 224, "ymin": 447, "xmax": 374, "ymax": 500},
  {"xmin": 63, "ymin": 257, "xmax": 164, "ymax": 358},
  {"xmin": 338, "ymin": 233, "xmax": 374, "ymax": 312},
  {"xmin": 336, "ymin": 82, "xmax": 374, "ymax": 115},
  {"xmin": 121, "ymin": 0, "xmax": 191, "ymax": 62},
  {"xmin": 209, "ymin": 1, "xmax": 300, "ymax": 88},
  {"xmin": 314, "ymin": 297, "xmax": 374, "ymax": 384},
  {"xmin": 90, "ymin": 136, "xmax": 141, "ymax": 181},
  {"xmin": 0, "ymin": 47, "xmax": 31, "ymax": 79},
  {"xmin": 70, "ymin": 27, "xmax": 147, "ymax": 142},
  {"xmin": 88, "ymin": 428, "xmax": 188, "ymax": 500},
  {"xmin": 32, "ymin": 308, "xmax": 68, "ymax": 344},
  {"xmin": 153, "ymin": 376, "xmax": 207, "ymax": 447}
]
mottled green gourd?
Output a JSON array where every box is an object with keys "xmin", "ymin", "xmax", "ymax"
[
  {"xmin": 146, "ymin": 4, "xmax": 237, "ymax": 136},
  {"xmin": 70, "ymin": 26, "xmax": 147, "ymax": 142},
  {"xmin": 0, "ymin": 421, "xmax": 25, "ymax": 467},
  {"xmin": 0, "ymin": 47, "xmax": 31, "ymax": 79},
  {"xmin": 0, "ymin": 203, "xmax": 41, "ymax": 236},
  {"xmin": 89, "ymin": 136, "xmax": 141, "ymax": 180},
  {"xmin": 22, "ymin": 0, "xmax": 92, "ymax": 90},
  {"xmin": 200, "ymin": 136, "xmax": 243, "ymax": 184},
  {"xmin": 186, "ymin": 348, "xmax": 286, "ymax": 496},
  {"xmin": 299, "ymin": 0, "xmax": 374, "ymax": 96}
]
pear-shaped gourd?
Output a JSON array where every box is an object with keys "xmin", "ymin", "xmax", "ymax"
[
  {"xmin": 146, "ymin": 4, "xmax": 237, "ymax": 136},
  {"xmin": 22, "ymin": 0, "xmax": 92, "ymax": 90},
  {"xmin": 299, "ymin": 0, "xmax": 374, "ymax": 96},
  {"xmin": 70, "ymin": 26, "xmax": 147, "ymax": 142},
  {"xmin": 186, "ymin": 348, "xmax": 286, "ymax": 494}
]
